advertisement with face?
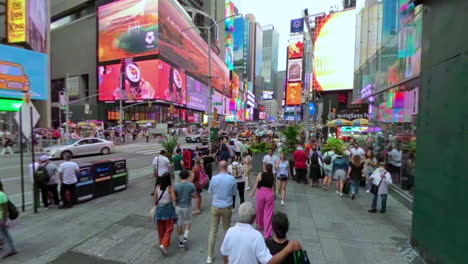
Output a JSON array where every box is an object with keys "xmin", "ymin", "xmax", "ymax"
[
  {"xmin": 287, "ymin": 34, "xmax": 304, "ymax": 59},
  {"xmin": 98, "ymin": 59, "xmax": 186, "ymax": 104},
  {"xmin": 27, "ymin": 0, "xmax": 48, "ymax": 53},
  {"xmin": 186, "ymin": 76, "xmax": 208, "ymax": 112},
  {"xmin": 0, "ymin": 44, "xmax": 47, "ymax": 100},
  {"xmin": 159, "ymin": 0, "xmax": 229, "ymax": 93},
  {"xmin": 98, "ymin": 0, "xmax": 158, "ymax": 62},
  {"xmin": 212, "ymin": 91, "xmax": 223, "ymax": 115},
  {"xmin": 287, "ymin": 58, "xmax": 303, "ymax": 82},
  {"xmin": 285, "ymin": 82, "xmax": 302, "ymax": 106}
]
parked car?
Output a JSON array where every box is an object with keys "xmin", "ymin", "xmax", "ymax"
[
  {"xmin": 186, "ymin": 132, "xmax": 209, "ymax": 144},
  {"xmin": 43, "ymin": 138, "xmax": 115, "ymax": 160}
]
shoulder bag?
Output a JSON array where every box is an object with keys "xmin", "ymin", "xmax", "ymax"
[
  {"xmin": 370, "ymin": 171, "xmax": 386, "ymax": 195},
  {"xmin": 293, "ymin": 249, "xmax": 311, "ymax": 264}
]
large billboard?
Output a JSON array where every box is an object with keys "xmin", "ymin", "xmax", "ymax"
[
  {"xmin": 287, "ymin": 58, "xmax": 303, "ymax": 82},
  {"xmin": 98, "ymin": 0, "xmax": 159, "ymax": 62},
  {"xmin": 285, "ymin": 82, "xmax": 301, "ymax": 106},
  {"xmin": 27, "ymin": 0, "xmax": 48, "ymax": 53},
  {"xmin": 7, "ymin": 0, "xmax": 27, "ymax": 43},
  {"xmin": 186, "ymin": 75, "xmax": 208, "ymax": 112},
  {"xmin": 158, "ymin": 0, "xmax": 229, "ymax": 93},
  {"xmin": 0, "ymin": 44, "xmax": 47, "ymax": 100},
  {"xmin": 224, "ymin": 1, "xmax": 235, "ymax": 70},
  {"xmin": 98, "ymin": 59, "xmax": 186, "ymax": 105},
  {"xmin": 313, "ymin": 9, "xmax": 356, "ymax": 91},
  {"xmin": 287, "ymin": 34, "xmax": 304, "ymax": 59},
  {"xmin": 233, "ymin": 17, "xmax": 244, "ymax": 71},
  {"xmin": 290, "ymin": 18, "xmax": 304, "ymax": 33}
]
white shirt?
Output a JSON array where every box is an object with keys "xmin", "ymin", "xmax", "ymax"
[
  {"xmin": 57, "ymin": 161, "xmax": 79, "ymax": 184},
  {"xmin": 369, "ymin": 167, "xmax": 393, "ymax": 195},
  {"xmin": 388, "ymin": 149, "xmax": 402, "ymax": 167},
  {"xmin": 228, "ymin": 162, "xmax": 245, "ymax": 183},
  {"xmin": 28, "ymin": 162, "xmax": 40, "ymax": 182},
  {"xmin": 152, "ymin": 155, "xmax": 170, "ymax": 177},
  {"xmin": 263, "ymin": 154, "xmax": 279, "ymax": 174},
  {"xmin": 350, "ymin": 147, "xmax": 365, "ymax": 159},
  {"xmin": 221, "ymin": 223, "xmax": 272, "ymax": 264},
  {"xmin": 234, "ymin": 140, "xmax": 243, "ymax": 152}
]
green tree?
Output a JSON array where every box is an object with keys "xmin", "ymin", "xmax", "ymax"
[{"xmin": 159, "ymin": 135, "xmax": 179, "ymax": 160}]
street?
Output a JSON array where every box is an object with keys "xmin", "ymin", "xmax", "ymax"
[
  {"xmin": 0, "ymin": 138, "xmax": 202, "ymax": 209},
  {"xmin": 0, "ymin": 143, "xmax": 424, "ymax": 264}
]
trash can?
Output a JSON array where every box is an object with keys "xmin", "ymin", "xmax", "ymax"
[
  {"xmin": 75, "ymin": 162, "xmax": 95, "ymax": 203},
  {"xmin": 92, "ymin": 160, "xmax": 113, "ymax": 198},
  {"xmin": 109, "ymin": 158, "xmax": 128, "ymax": 192}
]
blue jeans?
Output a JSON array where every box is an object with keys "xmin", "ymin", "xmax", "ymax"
[
  {"xmin": 371, "ymin": 194, "xmax": 388, "ymax": 211},
  {"xmin": 0, "ymin": 226, "xmax": 16, "ymax": 254},
  {"xmin": 350, "ymin": 179, "xmax": 360, "ymax": 195}
]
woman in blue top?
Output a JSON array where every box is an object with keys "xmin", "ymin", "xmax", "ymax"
[
  {"xmin": 332, "ymin": 150, "xmax": 349, "ymax": 197},
  {"xmin": 275, "ymin": 153, "xmax": 290, "ymax": 206}
]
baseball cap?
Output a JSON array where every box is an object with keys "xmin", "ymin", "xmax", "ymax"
[{"xmin": 39, "ymin": 155, "xmax": 50, "ymax": 162}]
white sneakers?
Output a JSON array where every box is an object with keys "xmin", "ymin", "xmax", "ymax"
[
  {"xmin": 245, "ymin": 186, "xmax": 251, "ymax": 191},
  {"xmin": 281, "ymin": 199, "xmax": 285, "ymax": 206},
  {"xmin": 159, "ymin": 245, "xmax": 167, "ymax": 256},
  {"xmin": 206, "ymin": 256, "xmax": 213, "ymax": 263}
]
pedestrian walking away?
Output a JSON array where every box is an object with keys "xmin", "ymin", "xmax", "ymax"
[
  {"xmin": 368, "ymin": 156, "xmax": 393, "ymax": 214},
  {"xmin": 347, "ymin": 155, "xmax": 364, "ymax": 200},
  {"xmin": 220, "ymin": 202, "xmax": 301, "ymax": 264},
  {"xmin": 172, "ymin": 149, "xmax": 184, "ymax": 184},
  {"xmin": 191, "ymin": 159, "xmax": 204, "ymax": 214},
  {"xmin": 308, "ymin": 147, "xmax": 323, "ymax": 187},
  {"xmin": 293, "ymin": 145, "xmax": 308, "ymax": 184},
  {"xmin": 57, "ymin": 155, "xmax": 80, "ymax": 208},
  {"xmin": 243, "ymin": 149, "xmax": 253, "ymax": 190},
  {"xmin": 332, "ymin": 150, "xmax": 348, "ymax": 197},
  {"xmin": 251, "ymin": 163, "xmax": 275, "ymax": 239},
  {"xmin": 322, "ymin": 149, "xmax": 336, "ymax": 191},
  {"xmin": 206, "ymin": 161, "xmax": 237, "ymax": 264},
  {"xmin": 0, "ymin": 181, "xmax": 17, "ymax": 259},
  {"xmin": 151, "ymin": 150, "xmax": 170, "ymax": 195},
  {"xmin": 153, "ymin": 172, "xmax": 177, "ymax": 255},
  {"xmin": 266, "ymin": 211, "xmax": 296, "ymax": 264},
  {"xmin": 37, "ymin": 155, "xmax": 60, "ymax": 208},
  {"xmin": 0, "ymin": 131, "xmax": 14, "ymax": 156},
  {"xmin": 275, "ymin": 153, "xmax": 290, "ymax": 206},
  {"xmin": 174, "ymin": 170, "xmax": 196, "ymax": 249},
  {"xmin": 228, "ymin": 157, "xmax": 245, "ymax": 210}
]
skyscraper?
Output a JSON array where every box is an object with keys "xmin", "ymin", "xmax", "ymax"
[{"xmin": 261, "ymin": 25, "xmax": 279, "ymax": 98}]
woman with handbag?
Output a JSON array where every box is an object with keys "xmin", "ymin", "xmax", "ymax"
[
  {"xmin": 275, "ymin": 153, "xmax": 290, "ymax": 206},
  {"xmin": 0, "ymin": 181, "xmax": 17, "ymax": 259},
  {"xmin": 153, "ymin": 172, "xmax": 177, "ymax": 255},
  {"xmin": 368, "ymin": 156, "xmax": 393, "ymax": 214}
]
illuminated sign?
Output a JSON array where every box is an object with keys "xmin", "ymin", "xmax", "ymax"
[
  {"xmin": 287, "ymin": 34, "xmax": 304, "ymax": 59},
  {"xmin": 224, "ymin": 1, "xmax": 235, "ymax": 70},
  {"xmin": 262, "ymin": 91, "xmax": 274, "ymax": 100},
  {"xmin": 0, "ymin": 99, "xmax": 23, "ymax": 111},
  {"xmin": 7, "ymin": 0, "xmax": 27, "ymax": 43},
  {"xmin": 290, "ymin": 18, "xmax": 304, "ymax": 33},
  {"xmin": 341, "ymin": 126, "xmax": 381, "ymax": 133},
  {"xmin": 313, "ymin": 9, "xmax": 356, "ymax": 91},
  {"xmin": 285, "ymin": 82, "xmax": 302, "ymax": 106},
  {"xmin": 287, "ymin": 58, "xmax": 302, "ymax": 82}
]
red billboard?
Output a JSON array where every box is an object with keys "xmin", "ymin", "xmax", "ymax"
[
  {"xmin": 98, "ymin": 59, "xmax": 186, "ymax": 105},
  {"xmin": 287, "ymin": 35, "xmax": 304, "ymax": 59},
  {"xmin": 158, "ymin": 0, "xmax": 228, "ymax": 93}
]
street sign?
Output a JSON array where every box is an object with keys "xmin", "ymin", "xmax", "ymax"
[{"xmin": 15, "ymin": 102, "xmax": 40, "ymax": 139}]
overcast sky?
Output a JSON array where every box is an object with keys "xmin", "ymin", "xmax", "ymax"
[{"xmin": 238, "ymin": 0, "xmax": 343, "ymax": 71}]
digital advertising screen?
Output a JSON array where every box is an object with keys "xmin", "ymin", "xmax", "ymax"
[
  {"xmin": 285, "ymin": 82, "xmax": 302, "ymax": 106},
  {"xmin": 98, "ymin": 59, "xmax": 186, "ymax": 105},
  {"xmin": 98, "ymin": 0, "xmax": 159, "ymax": 62},
  {"xmin": 0, "ymin": 44, "xmax": 47, "ymax": 100},
  {"xmin": 290, "ymin": 18, "xmax": 304, "ymax": 33},
  {"xmin": 230, "ymin": 71, "xmax": 239, "ymax": 98},
  {"xmin": 287, "ymin": 34, "xmax": 304, "ymax": 59},
  {"xmin": 224, "ymin": 1, "xmax": 235, "ymax": 70},
  {"xmin": 233, "ymin": 17, "xmax": 244, "ymax": 69},
  {"xmin": 212, "ymin": 91, "xmax": 224, "ymax": 115},
  {"xmin": 262, "ymin": 91, "xmax": 274, "ymax": 100},
  {"xmin": 287, "ymin": 58, "xmax": 303, "ymax": 82},
  {"xmin": 186, "ymin": 75, "xmax": 208, "ymax": 112},
  {"xmin": 313, "ymin": 9, "xmax": 356, "ymax": 91},
  {"xmin": 159, "ymin": 0, "xmax": 229, "ymax": 93},
  {"xmin": 27, "ymin": 0, "xmax": 48, "ymax": 53}
]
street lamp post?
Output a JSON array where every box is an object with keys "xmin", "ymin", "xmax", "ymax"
[{"xmin": 183, "ymin": 14, "xmax": 241, "ymax": 143}]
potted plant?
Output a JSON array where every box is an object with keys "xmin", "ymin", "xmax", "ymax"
[{"xmin": 159, "ymin": 135, "xmax": 179, "ymax": 176}]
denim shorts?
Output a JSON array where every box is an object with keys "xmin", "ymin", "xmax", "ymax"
[{"xmin": 333, "ymin": 170, "xmax": 346, "ymax": 181}]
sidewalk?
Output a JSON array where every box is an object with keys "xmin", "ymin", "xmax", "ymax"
[{"xmin": 3, "ymin": 175, "xmax": 424, "ymax": 264}]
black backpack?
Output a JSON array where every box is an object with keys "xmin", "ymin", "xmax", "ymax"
[
  {"xmin": 35, "ymin": 165, "xmax": 50, "ymax": 185},
  {"xmin": 324, "ymin": 152, "xmax": 334, "ymax": 165}
]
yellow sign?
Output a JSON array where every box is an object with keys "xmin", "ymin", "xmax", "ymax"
[{"xmin": 7, "ymin": 0, "xmax": 27, "ymax": 43}]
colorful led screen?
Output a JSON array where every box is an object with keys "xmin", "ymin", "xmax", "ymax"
[
  {"xmin": 313, "ymin": 9, "xmax": 356, "ymax": 91},
  {"xmin": 186, "ymin": 76, "xmax": 208, "ymax": 112},
  {"xmin": 285, "ymin": 82, "xmax": 302, "ymax": 105},
  {"xmin": 98, "ymin": 0, "xmax": 159, "ymax": 62},
  {"xmin": 98, "ymin": 59, "xmax": 186, "ymax": 105},
  {"xmin": 287, "ymin": 35, "xmax": 304, "ymax": 59},
  {"xmin": 287, "ymin": 58, "xmax": 302, "ymax": 82}
]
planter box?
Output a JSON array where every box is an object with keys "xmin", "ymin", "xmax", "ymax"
[{"xmin": 252, "ymin": 152, "xmax": 267, "ymax": 174}]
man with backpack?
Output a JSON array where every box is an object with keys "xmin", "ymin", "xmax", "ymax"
[
  {"xmin": 57, "ymin": 155, "xmax": 80, "ymax": 208},
  {"xmin": 0, "ymin": 181, "xmax": 17, "ymax": 259},
  {"xmin": 322, "ymin": 149, "xmax": 336, "ymax": 191},
  {"xmin": 228, "ymin": 158, "xmax": 245, "ymax": 211},
  {"xmin": 36, "ymin": 156, "xmax": 60, "ymax": 208}
]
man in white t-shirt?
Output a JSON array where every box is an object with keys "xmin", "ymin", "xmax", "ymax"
[
  {"xmin": 57, "ymin": 155, "xmax": 80, "ymax": 208},
  {"xmin": 151, "ymin": 150, "xmax": 170, "ymax": 195},
  {"xmin": 234, "ymin": 139, "xmax": 243, "ymax": 161},
  {"xmin": 263, "ymin": 149, "xmax": 279, "ymax": 174},
  {"xmin": 388, "ymin": 145, "xmax": 402, "ymax": 183},
  {"xmin": 221, "ymin": 202, "xmax": 300, "ymax": 264},
  {"xmin": 350, "ymin": 143, "xmax": 365, "ymax": 160}
]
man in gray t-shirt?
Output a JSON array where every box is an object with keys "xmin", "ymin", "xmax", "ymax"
[{"xmin": 174, "ymin": 170, "xmax": 196, "ymax": 249}]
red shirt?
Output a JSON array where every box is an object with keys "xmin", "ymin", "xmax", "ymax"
[{"xmin": 293, "ymin": 149, "xmax": 307, "ymax": 169}]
